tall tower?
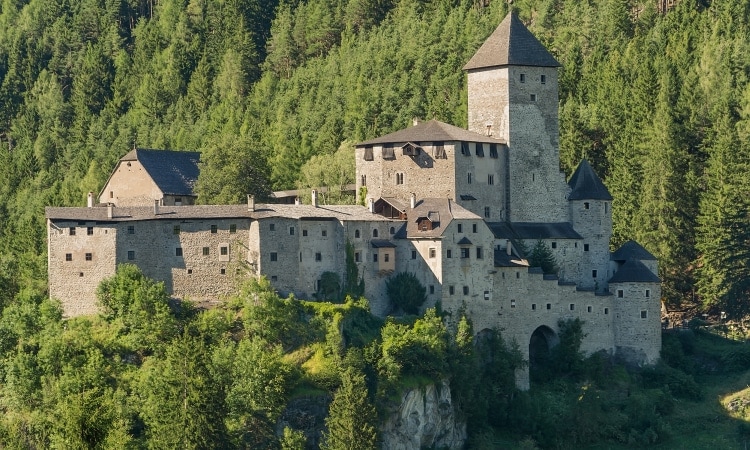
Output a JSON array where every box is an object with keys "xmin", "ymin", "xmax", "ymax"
[{"xmin": 464, "ymin": 13, "xmax": 568, "ymax": 223}]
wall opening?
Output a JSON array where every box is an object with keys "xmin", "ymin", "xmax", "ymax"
[{"xmin": 529, "ymin": 325, "xmax": 559, "ymax": 385}]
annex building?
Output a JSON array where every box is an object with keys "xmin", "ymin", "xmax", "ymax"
[{"xmin": 46, "ymin": 13, "xmax": 661, "ymax": 388}]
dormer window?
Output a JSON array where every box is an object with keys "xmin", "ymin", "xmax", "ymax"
[
  {"xmin": 417, "ymin": 211, "xmax": 439, "ymax": 231},
  {"xmin": 401, "ymin": 142, "xmax": 421, "ymax": 156},
  {"xmin": 364, "ymin": 146, "xmax": 374, "ymax": 161}
]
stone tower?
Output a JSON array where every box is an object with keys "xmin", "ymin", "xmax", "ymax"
[
  {"xmin": 464, "ymin": 13, "xmax": 569, "ymax": 223},
  {"xmin": 568, "ymin": 159, "xmax": 613, "ymax": 292}
]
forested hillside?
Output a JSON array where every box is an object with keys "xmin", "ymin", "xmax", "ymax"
[{"xmin": 0, "ymin": 0, "xmax": 748, "ymax": 312}]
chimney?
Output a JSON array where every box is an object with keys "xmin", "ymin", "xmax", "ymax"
[
  {"xmin": 412, "ymin": 117, "xmax": 421, "ymax": 127},
  {"xmin": 486, "ymin": 123, "xmax": 493, "ymax": 136},
  {"xmin": 506, "ymin": 240, "xmax": 512, "ymax": 256},
  {"xmin": 247, "ymin": 194, "xmax": 255, "ymax": 212},
  {"xmin": 312, "ymin": 189, "xmax": 318, "ymax": 207},
  {"xmin": 107, "ymin": 204, "xmax": 113, "ymax": 219},
  {"xmin": 87, "ymin": 192, "xmax": 94, "ymax": 208},
  {"xmin": 410, "ymin": 193, "xmax": 416, "ymax": 209},
  {"xmin": 294, "ymin": 197, "xmax": 300, "ymax": 206},
  {"xmin": 154, "ymin": 199, "xmax": 160, "ymax": 215},
  {"xmin": 368, "ymin": 198, "xmax": 374, "ymax": 213}
]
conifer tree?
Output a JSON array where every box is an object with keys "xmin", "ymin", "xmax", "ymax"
[{"xmin": 321, "ymin": 368, "xmax": 378, "ymax": 450}]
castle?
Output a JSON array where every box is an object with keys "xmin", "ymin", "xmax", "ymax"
[{"xmin": 45, "ymin": 13, "xmax": 661, "ymax": 388}]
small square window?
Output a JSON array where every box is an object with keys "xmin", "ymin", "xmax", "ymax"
[
  {"xmin": 87, "ymin": 227, "xmax": 93, "ymax": 235},
  {"xmin": 463, "ymin": 286, "xmax": 469, "ymax": 295},
  {"xmin": 230, "ymin": 224, "xmax": 237, "ymax": 233},
  {"xmin": 584, "ymin": 244, "xmax": 590, "ymax": 252},
  {"xmin": 551, "ymin": 242, "xmax": 557, "ymax": 249},
  {"xmin": 173, "ymin": 225, "xmax": 180, "ymax": 234},
  {"xmin": 65, "ymin": 253, "xmax": 72, "ymax": 261},
  {"xmin": 128, "ymin": 225, "xmax": 135, "ymax": 234},
  {"xmin": 289, "ymin": 227, "xmax": 295, "ymax": 235},
  {"xmin": 211, "ymin": 225, "xmax": 217, "ymax": 233},
  {"xmin": 220, "ymin": 268, "xmax": 226, "ymax": 275},
  {"xmin": 187, "ymin": 269, "xmax": 192, "ymax": 274},
  {"xmin": 303, "ymin": 229, "xmax": 308, "ymax": 237},
  {"xmin": 605, "ymin": 308, "xmax": 609, "ymax": 314},
  {"xmin": 641, "ymin": 310, "xmax": 648, "ymax": 319},
  {"xmin": 316, "ymin": 252, "xmax": 323, "ymax": 261},
  {"xmin": 79, "ymin": 272, "xmax": 84, "ymax": 277},
  {"xmin": 587, "ymin": 306, "xmax": 592, "ymax": 313},
  {"xmin": 176, "ymin": 247, "xmax": 183, "ymax": 257},
  {"xmin": 127, "ymin": 251, "xmax": 135, "ymax": 260},
  {"xmin": 203, "ymin": 247, "xmax": 209, "ymax": 256},
  {"xmin": 271, "ymin": 275, "xmax": 278, "ymax": 282},
  {"xmin": 220, "ymin": 246, "xmax": 228, "ymax": 256},
  {"xmin": 85, "ymin": 252, "xmax": 92, "ymax": 261},
  {"xmin": 69, "ymin": 227, "xmax": 76, "ymax": 236},
  {"xmin": 532, "ymin": 304, "xmax": 537, "ymax": 310},
  {"xmin": 530, "ymin": 93, "xmax": 537, "ymax": 101},
  {"xmin": 429, "ymin": 248, "xmax": 436, "ymax": 258},
  {"xmin": 429, "ymin": 285, "xmax": 435, "ymax": 294},
  {"xmin": 546, "ymin": 303, "xmax": 551, "ymax": 310},
  {"xmin": 570, "ymin": 304, "xmax": 575, "ymax": 311},
  {"xmin": 449, "ymin": 286, "xmax": 455, "ymax": 295},
  {"xmin": 270, "ymin": 252, "xmax": 277, "ymax": 261},
  {"xmin": 617, "ymin": 290, "xmax": 624, "ymax": 298},
  {"xmin": 411, "ymin": 250, "xmax": 417, "ymax": 259}
]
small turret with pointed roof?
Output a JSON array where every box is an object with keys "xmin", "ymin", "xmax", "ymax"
[{"xmin": 568, "ymin": 159, "xmax": 613, "ymax": 201}]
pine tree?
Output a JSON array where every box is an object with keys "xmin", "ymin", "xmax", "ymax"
[{"xmin": 321, "ymin": 368, "xmax": 378, "ymax": 450}]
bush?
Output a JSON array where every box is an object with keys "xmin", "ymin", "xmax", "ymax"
[{"xmin": 385, "ymin": 272, "xmax": 426, "ymax": 315}]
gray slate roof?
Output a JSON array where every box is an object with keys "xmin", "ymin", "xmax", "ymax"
[
  {"xmin": 568, "ymin": 159, "xmax": 613, "ymax": 201},
  {"xmin": 46, "ymin": 203, "xmax": 399, "ymax": 223},
  {"xmin": 609, "ymin": 259, "xmax": 660, "ymax": 283},
  {"xmin": 611, "ymin": 240, "xmax": 657, "ymax": 261},
  {"xmin": 493, "ymin": 248, "xmax": 528, "ymax": 267},
  {"xmin": 463, "ymin": 12, "xmax": 561, "ymax": 71},
  {"xmin": 371, "ymin": 239, "xmax": 397, "ymax": 248},
  {"xmin": 121, "ymin": 148, "xmax": 201, "ymax": 196},
  {"xmin": 394, "ymin": 198, "xmax": 480, "ymax": 239},
  {"xmin": 358, "ymin": 119, "xmax": 506, "ymax": 146},
  {"xmin": 487, "ymin": 221, "xmax": 583, "ymax": 240}
]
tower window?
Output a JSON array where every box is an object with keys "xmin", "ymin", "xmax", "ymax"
[
  {"xmin": 175, "ymin": 247, "xmax": 182, "ymax": 257},
  {"xmin": 592, "ymin": 270, "xmax": 597, "ymax": 278},
  {"xmin": 355, "ymin": 229, "xmax": 360, "ymax": 238},
  {"xmin": 303, "ymin": 229, "xmax": 308, "ymax": 237},
  {"xmin": 467, "ymin": 173, "xmax": 472, "ymax": 184},
  {"xmin": 128, "ymin": 225, "xmax": 135, "ymax": 234},
  {"xmin": 461, "ymin": 248, "xmax": 470, "ymax": 258},
  {"xmin": 372, "ymin": 253, "xmax": 378, "ymax": 262},
  {"xmin": 605, "ymin": 308, "xmax": 609, "ymax": 314},
  {"xmin": 617, "ymin": 289, "xmax": 624, "ymax": 298},
  {"xmin": 570, "ymin": 304, "xmax": 575, "ymax": 311},
  {"xmin": 230, "ymin": 224, "xmax": 237, "ymax": 233},
  {"xmin": 355, "ymin": 252, "xmax": 361, "ymax": 262},
  {"xmin": 476, "ymin": 247, "xmax": 483, "ymax": 259},
  {"xmin": 430, "ymin": 285, "xmax": 435, "ymax": 294},
  {"xmin": 429, "ymin": 248, "xmax": 436, "ymax": 258},
  {"xmin": 641, "ymin": 310, "xmax": 648, "ymax": 319},
  {"xmin": 587, "ymin": 306, "xmax": 592, "ymax": 313},
  {"xmin": 457, "ymin": 224, "xmax": 463, "ymax": 233},
  {"xmin": 520, "ymin": 73, "xmax": 526, "ymax": 83},
  {"xmin": 449, "ymin": 286, "xmax": 455, "ymax": 295},
  {"xmin": 546, "ymin": 303, "xmax": 551, "ymax": 310},
  {"xmin": 540, "ymin": 74, "xmax": 546, "ymax": 84},
  {"xmin": 472, "ymin": 224, "xmax": 477, "ymax": 233},
  {"xmin": 488, "ymin": 174, "xmax": 494, "ymax": 185},
  {"xmin": 461, "ymin": 142, "xmax": 470, "ymax": 156},
  {"xmin": 530, "ymin": 94, "xmax": 537, "ymax": 101},
  {"xmin": 289, "ymin": 227, "xmax": 295, "ymax": 235},
  {"xmin": 646, "ymin": 289, "xmax": 651, "ymax": 298},
  {"xmin": 584, "ymin": 244, "xmax": 589, "ymax": 252},
  {"xmin": 584, "ymin": 202, "xmax": 590, "ymax": 209}
]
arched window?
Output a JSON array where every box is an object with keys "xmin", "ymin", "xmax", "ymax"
[
  {"xmin": 373, "ymin": 229, "xmax": 379, "ymax": 238},
  {"xmin": 390, "ymin": 226, "xmax": 395, "ymax": 234},
  {"xmin": 355, "ymin": 229, "xmax": 360, "ymax": 238}
]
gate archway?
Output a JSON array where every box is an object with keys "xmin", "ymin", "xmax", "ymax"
[{"xmin": 529, "ymin": 325, "xmax": 558, "ymax": 384}]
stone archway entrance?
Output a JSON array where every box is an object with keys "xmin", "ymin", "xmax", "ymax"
[{"xmin": 529, "ymin": 325, "xmax": 558, "ymax": 384}]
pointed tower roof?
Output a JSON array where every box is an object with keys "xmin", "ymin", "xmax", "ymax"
[
  {"xmin": 463, "ymin": 12, "xmax": 560, "ymax": 71},
  {"xmin": 609, "ymin": 259, "xmax": 660, "ymax": 283},
  {"xmin": 568, "ymin": 159, "xmax": 613, "ymax": 201},
  {"xmin": 611, "ymin": 240, "xmax": 657, "ymax": 262}
]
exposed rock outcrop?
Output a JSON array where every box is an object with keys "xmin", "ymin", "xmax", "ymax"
[{"xmin": 381, "ymin": 380, "xmax": 466, "ymax": 450}]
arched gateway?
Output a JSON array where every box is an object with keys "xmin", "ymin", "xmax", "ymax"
[{"xmin": 529, "ymin": 326, "xmax": 558, "ymax": 382}]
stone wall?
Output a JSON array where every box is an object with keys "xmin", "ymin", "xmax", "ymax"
[
  {"xmin": 569, "ymin": 199, "xmax": 613, "ymax": 292},
  {"xmin": 612, "ymin": 281, "xmax": 662, "ymax": 365},
  {"xmin": 99, "ymin": 160, "xmax": 162, "ymax": 206}
]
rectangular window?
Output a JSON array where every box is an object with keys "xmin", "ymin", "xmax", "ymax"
[
  {"xmin": 315, "ymin": 252, "xmax": 322, "ymax": 261},
  {"xmin": 463, "ymin": 286, "xmax": 469, "ymax": 295},
  {"xmin": 487, "ymin": 174, "xmax": 494, "ymax": 185},
  {"xmin": 541, "ymin": 74, "xmax": 547, "ymax": 84},
  {"xmin": 65, "ymin": 253, "xmax": 73, "ymax": 261},
  {"xmin": 396, "ymin": 173, "xmax": 404, "ymax": 185},
  {"xmin": 87, "ymin": 227, "xmax": 93, "ymax": 235},
  {"xmin": 592, "ymin": 270, "xmax": 597, "ymax": 278},
  {"xmin": 605, "ymin": 308, "xmax": 609, "ymax": 314},
  {"xmin": 584, "ymin": 244, "xmax": 590, "ymax": 252},
  {"xmin": 211, "ymin": 225, "xmax": 217, "ymax": 233},
  {"xmin": 173, "ymin": 225, "xmax": 180, "ymax": 234},
  {"xmin": 361, "ymin": 175, "xmax": 367, "ymax": 186},
  {"xmin": 489, "ymin": 143, "xmax": 498, "ymax": 158},
  {"xmin": 127, "ymin": 251, "xmax": 135, "ymax": 260},
  {"xmin": 587, "ymin": 306, "xmax": 592, "ymax": 313},
  {"xmin": 484, "ymin": 291, "xmax": 490, "ymax": 300},
  {"xmin": 270, "ymin": 223, "xmax": 275, "ymax": 231},
  {"xmin": 175, "ymin": 197, "xmax": 182, "ymax": 205},
  {"xmin": 203, "ymin": 247, "xmax": 210, "ymax": 256},
  {"xmin": 322, "ymin": 230, "xmax": 327, "ymax": 237},
  {"xmin": 467, "ymin": 173, "xmax": 472, "ymax": 184},
  {"xmin": 457, "ymin": 224, "xmax": 463, "ymax": 233},
  {"xmin": 461, "ymin": 142, "xmax": 470, "ymax": 156},
  {"xmin": 511, "ymin": 299, "xmax": 516, "ymax": 308},
  {"xmin": 520, "ymin": 73, "xmax": 526, "ymax": 83},
  {"xmin": 461, "ymin": 248, "xmax": 470, "ymax": 258},
  {"xmin": 532, "ymin": 304, "xmax": 537, "ymax": 310},
  {"xmin": 220, "ymin": 246, "xmax": 229, "ymax": 256},
  {"xmin": 372, "ymin": 253, "xmax": 378, "ymax": 262},
  {"xmin": 271, "ymin": 275, "xmax": 278, "ymax": 282},
  {"xmin": 449, "ymin": 286, "xmax": 455, "ymax": 295},
  {"xmin": 289, "ymin": 227, "xmax": 295, "ymax": 235},
  {"xmin": 429, "ymin": 285, "xmax": 435, "ymax": 295},
  {"xmin": 364, "ymin": 146, "xmax": 374, "ymax": 161},
  {"xmin": 530, "ymin": 93, "xmax": 537, "ymax": 101},
  {"xmin": 355, "ymin": 252, "xmax": 361, "ymax": 262},
  {"xmin": 476, "ymin": 247, "xmax": 483, "ymax": 259},
  {"xmin": 433, "ymin": 142, "xmax": 446, "ymax": 159},
  {"xmin": 641, "ymin": 310, "xmax": 648, "ymax": 319},
  {"xmin": 176, "ymin": 247, "xmax": 183, "ymax": 257},
  {"xmin": 411, "ymin": 250, "xmax": 417, "ymax": 259},
  {"xmin": 221, "ymin": 268, "xmax": 226, "ymax": 275},
  {"xmin": 429, "ymin": 248, "xmax": 436, "ymax": 258},
  {"xmin": 645, "ymin": 289, "xmax": 651, "ymax": 298},
  {"xmin": 382, "ymin": 145, "xmax": 395, "ymax": 160},
  {"xmin": 230, "ymin": 224, "xmax": 237, "ymax": 233},
  {"xmin": 551, "ymin": 242, "xmax": 557, "ymax": 249},
  {"xmin": 617, "ymin": 289, "xmax": 624, "ymax": 298},
  {"xmin": 484, "ymin": 207, "xmax": 490, "ymax": 218},
  {"xmin": 584, "ymin": 202, "xmax": 590, "ymax": 210},
  {"xmin": 128, "ymin": 225, "xmax": 135, "ymax": 234},
  {"xmin": 270, "ymin": 252, "xmax": 278, "ymax": 261},
  {"xmin": 570, "ymin": 304, "xmax": 575, "ymax": 311},
  {"xmin": 69, "ymin": 227, "xmax": 76, "ymax": 235},
  {"xmin": 472, "ymin": 224, "xmax": 477, "ymax": 233},
  {"xmin": 84, "ymin": 253, "xmax": 92, "ymax": 261},
  {"xmin": 475, "ymin": 143, "xmax": 484, "ymax": 157},
  {"xmin": 303, "ymin": 229, "xmax": 308, "ymax": 237},
  {"xmin": 384, "ymin": 253, "xmax": 390, "ymax": 262}
]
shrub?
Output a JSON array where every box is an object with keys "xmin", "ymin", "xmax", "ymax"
[{"xmin": 385, "ymin": 272, "xmax": 426, "ymax": 315}]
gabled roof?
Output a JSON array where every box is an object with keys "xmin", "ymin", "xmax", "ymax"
[
  {"xmin": 463, "ymin": 12, "xmax": 561, "ymax": 71},
  {"xmin": 609, "ymin": 259, "xmax": 660, "ymax": 283},
  {"xmin": 457, "ymin": 236, "xmax": 473, "ymax": 245},
  {"xmin": 487, "ymin": 221, "xmax": 582, "ymax": 240},
  {"xmin": 611, "ymin": 240, "xmax": 657, "ymax": 262},
  {"xmin": 358, "ymin": 119, "xmax": 506, "ymax": 146},
  {"xmin": 119, "ymin": 148, "xmax": 201, "ymax": 196},
  {"xmin": 568, "ymin": 159, "xmax": 613, "ymax": 201},
  {"xmin": 396, "ymin": 198, "xmax": 480, "ymax": 239}
]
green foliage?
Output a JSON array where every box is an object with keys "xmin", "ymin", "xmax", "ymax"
[
  {"xmin": 525, "ymin": 240, "xmax": 559, "ymax": 275},
  {"xmin": 280, "ymin": 426, "xmax": 307, "ymax": 450},
  {"xmin": 317, "ymin": 271, "xmax": 342, "ymax": 302},
  {"xmin": 385, "ymin": 272, "xmax": 426, "ymax": 315},
  {"xmin": 344, "ymin": 241, "xmax": 365, "ymax": 299},
  {"xmin": 321, "ymin": 368, "xmax": 378, "ymax": 450}
]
